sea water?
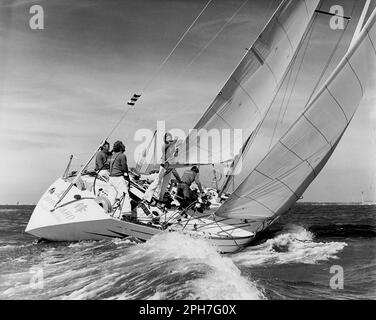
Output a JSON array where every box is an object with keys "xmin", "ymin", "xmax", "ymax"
[{"xmin": 0, "ymin": 204, "xmax": 375, "ymax": 300}]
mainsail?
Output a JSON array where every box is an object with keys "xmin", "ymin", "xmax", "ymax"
[
  {"xmin": 174, "ymin": 0, "xmax": 320, "ymax": 166},
  {"xmin": 216, "ymin": 7, "xmax": 376, "ymax": 219},
  {"xmin": 136, "ymin": 130, "xmax": 158, "ymax": 174}
]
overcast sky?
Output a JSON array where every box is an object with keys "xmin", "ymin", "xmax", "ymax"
[{"xmin": 0, "ymin": 0, "xmax": 375, "ymax": 204}]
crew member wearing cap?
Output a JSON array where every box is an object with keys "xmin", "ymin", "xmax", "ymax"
[{"xmin": 108, "ymin": 140, "xmax": 131, "ymax": 218}]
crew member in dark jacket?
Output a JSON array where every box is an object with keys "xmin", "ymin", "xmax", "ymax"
[
  {"xmin": 177, "ymin": 166, "xmax": 204, "ymax": 208},
  {"xmin": 95, "ymin": 141, "xmax": 111, "ymax": 180}
]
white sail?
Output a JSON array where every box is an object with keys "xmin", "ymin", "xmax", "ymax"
[
  {"xmin": 216, "ymin": 7, "xmax": 376, "ymax": 219},
  {"xmin": 174, "ymin": 0, "xmax": 320, "ymax": 166}
]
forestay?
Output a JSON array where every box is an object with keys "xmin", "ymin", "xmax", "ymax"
[
  {"xmin": 216, "ymin": 8, "xmax": 376, "ymax": 220},
  {"xmin": 136, "ymin": 130, "xmax": 158, "ymax": 174}
]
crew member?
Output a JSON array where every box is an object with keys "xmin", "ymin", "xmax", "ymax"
[
  {"xmin": 143, "ymin": 132, "xmax": 181, "ymax": 203},
  {"xmin": 95, "ymin": 141, "xmax": 111, "ymax": 180},
  {"xmin": 177, "ymin": 166, "xmax": 204, "ymax": 208},
  {"xmin": 108, "ymin": 140, "xmax": 131, "ymax": 218}
]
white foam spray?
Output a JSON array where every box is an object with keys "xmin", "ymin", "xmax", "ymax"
[
  {"xmin": 134, "ymin": 232, "xmax": 266, "ymax": 300},
  {"xmin": 232, "ymin": 225, "xmax": 347, "ymax": 266},
  {"xmin": 1, "ymin": 232, "xmax": 264, "ymax": 300}
]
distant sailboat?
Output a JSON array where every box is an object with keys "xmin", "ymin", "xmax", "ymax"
[
  {"xmin": 361, "ymin": 191, "xmax": 376, "ymax": 205},
  {"xmin": 25, "ymin": 1, "xmax": 376, "ymax": 253}
]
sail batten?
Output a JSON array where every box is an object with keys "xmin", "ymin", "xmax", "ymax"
[
  {"xmin": 174, "ymin": 0, "xmax": 320, "ymax": 166},
  {"xmin": 216, "ymin": 7, "xmax": 376, "ymax": 220}
]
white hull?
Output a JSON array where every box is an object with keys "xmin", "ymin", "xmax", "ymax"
[{"xmin": 25, "ymin": 178, "xmax": 266, "ymax": 253}]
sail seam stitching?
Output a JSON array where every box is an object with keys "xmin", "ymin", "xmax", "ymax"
[
  {"xmin": 366, "ymin": 30, "xmax": 376, "ymax": 55},
  {"xmin": 250, "ymin": 47, "xmax": 264, "ymax": 65},
  {"xmin": 302, "ymin": 0, "xmax": 309, "ymax": 17},
  {"xmin": 303, "ymin": 114, "xmax": 332, "ymax": 147},
  {"xmin": 231, "ymin": 76, "xmax": 263, "ymax": 117},
  {"xmin": 265, "ymin": 60, "xmax": 279, "ymax": 84},
  {"xmin": 210, "ymin": 99, "xmax": 236, "ymax": 129},
  {"xmin": 216, "ymin": 99, "xmax": 233, "ymax": 119},
  {"xmin": 345, "ymin": 57, "xmax": 364, "ymax": 96},
  {"xmin": 254, "ymin": 169, "xmax": 300, "ymax": 200},
  {"xmin": 233, "ymin": 5, "xmax": 320, "ymax": 168},
  {"xmin": 276, "ymin": 16, "xmax": 294, "ymax": 52},
  {"xmin": 233, "ymin": 191, "xmax": 275, "ymax": 214},
  {"xmin": 193, "ymin": 1, "xmax": 291, "ymax": 133},
  {"xmin": 325, "ymin": 86, "xmax": 349, "ymax": 123},
  {"xmin": 278, "ymin": 140, "xmax": 317, "ymax": 176},
  {"xmin": 278, "ymin": 141, "xmax": 331, "ymax": 179}
]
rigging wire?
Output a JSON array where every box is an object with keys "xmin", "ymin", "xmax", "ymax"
[
  {"xmin": 135, "ymin": 0, "xmax": 276, "ymax": 166},
  {"xmin": 277, "ymin": 17, "xmax": 317, "ymax": 134},
  {"xmin": 141, "ymin": 0, "xmax": 213, "ymax": 94},
  {"xmin": 247, "ymin": 1, "xmax": 326, "ymax": 155},
  {"xmin": 181, "ymin": 0, "xmax": 275, "ymax": 79},
  {"xmin": 267, "ymin": 11, "xmax": 318, "ymax": 151},
  {"xmin": 219, "ymin": 8, "xmax": 320, "ymax": 194},
  {"xmin": 169, "ymin": 0, "xmax": 280, "ymax": 161},
  {"xmin": 270, "ymin": 0, "xmax": 357, "ymax": 150},
  {"xmin": 223, "ymin": 0, "xmax": 358, "ymax": 195},
  {"xmin": 267, "ymin": 55, "xmax": 296, "ymax": 151},
  {"xmin": 179, "ymin": 0, "xmax": 250, "ymax": 77},
  {"xmin": 105, "ymin": 0, "xmax": 214, "ymax": 140},
  {"xmin": 303, "ymin": 0, "xmax": 357, "ymax": 109},
  {"xmin": 246, "ymin": 0, "xmax": 355, "ymax": 157},
  {"xmin": 53, "ymin": 1, "xmax": 216, "ymax": 210}
]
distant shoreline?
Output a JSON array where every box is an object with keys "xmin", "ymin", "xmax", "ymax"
[
  {"xmin": 0, "ymin": 202, "xmax": 375, "ymax": 207},
  {"xmin": 298, "ymin": 202, "xmax": 376, "ymax": 205}
]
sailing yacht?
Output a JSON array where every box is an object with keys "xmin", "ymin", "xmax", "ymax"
[
  {"xmin": 26, "ymin": 0, "xmax": 376, "ymax": 253},
  {"xmin": 361, "ymin": 192, "xmax": 376, "ymax": 205}
]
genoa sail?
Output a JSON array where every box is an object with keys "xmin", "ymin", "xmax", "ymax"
[
  {"xmin": 215, "ymin": 7, "xmax": 376, "ymax": 220},
  {"xmin": 174, "ymin": 0, "xmax": 320, "ymax": 166}
]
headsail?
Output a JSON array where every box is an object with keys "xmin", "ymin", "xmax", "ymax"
[
  {"xmin": 216, "ymin": 7, "xmax": 376, "ymax": 219},
  {"xmin": 174, "ymin": 0, "xmax": 320, "ymax": 166}
]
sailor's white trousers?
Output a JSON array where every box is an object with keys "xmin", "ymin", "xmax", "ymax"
[{"xmin": 108, "ymin": 176, "xmax": 131, "ymax": 215}]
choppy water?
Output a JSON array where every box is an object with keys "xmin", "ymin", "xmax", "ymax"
[{"xmin": 0, "ymin": 204, "xmax": 375, "ymax": 300}]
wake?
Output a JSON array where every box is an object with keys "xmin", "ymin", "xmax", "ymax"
[
  {"xmin": 0, "ymin": 233, "xmax": 265, "ymax": 300},
  {"xmin": 232, "ymin": 225, "xmax": 347, "ymax": 266},
  {"xmin": 110, "ymin": 232, "xmax": 266, "ymax": 300},
  {"xmin": 0, "ymin": 225, "xmax": 347, "ymax": 300}
]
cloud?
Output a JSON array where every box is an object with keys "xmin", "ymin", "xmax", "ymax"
[{"xmin": 0, "ymin": 0, "xmax": 375, "ymax": 203}]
